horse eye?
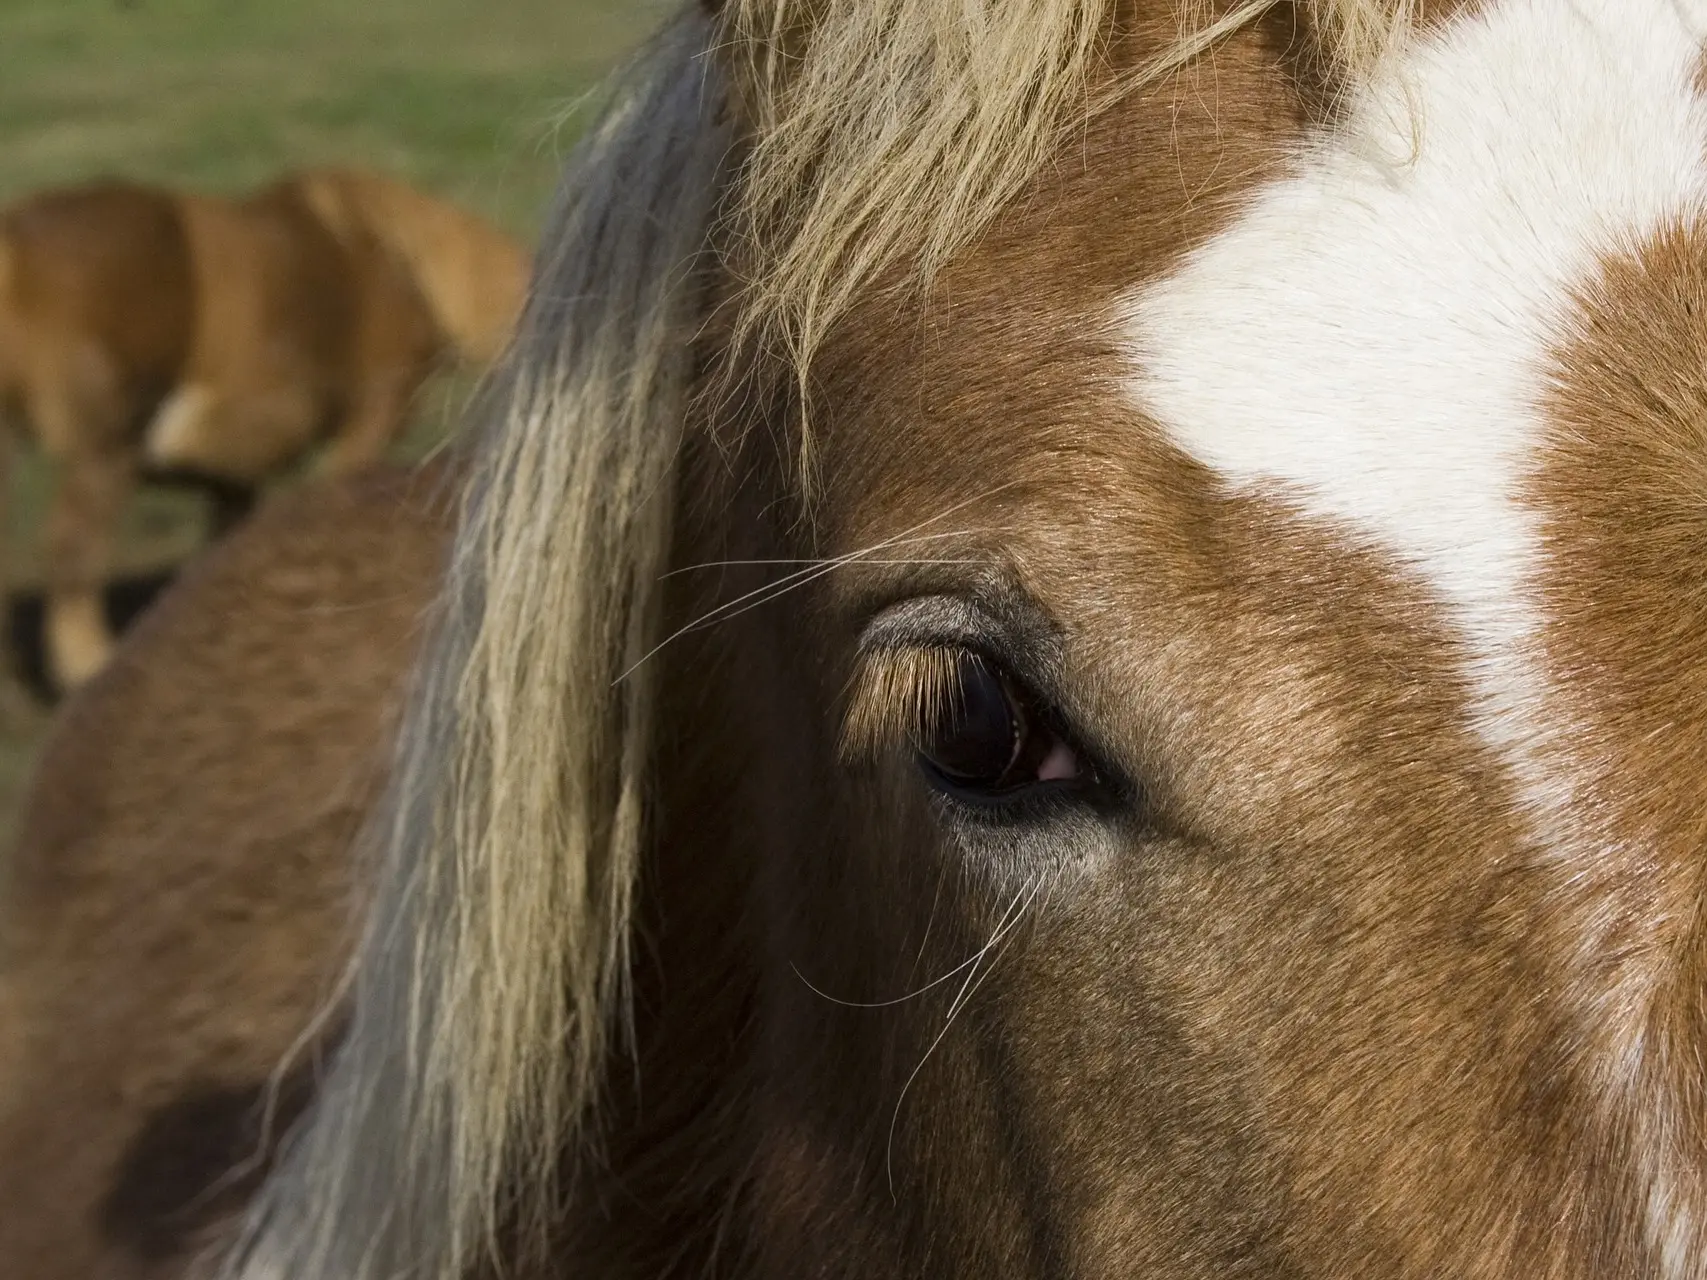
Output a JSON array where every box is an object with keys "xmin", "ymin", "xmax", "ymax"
[{"xmin": 915, "ymin": 653, "xmax": 1082, "ymax": 800}]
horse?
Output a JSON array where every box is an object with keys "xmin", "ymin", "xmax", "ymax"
[
  {"xmin": 0, "ymin": 461, "xmax": 452, "ymax": 1279},
  {"xmin": 6, "ymin": 0, "xmax": 1707, "ymax": 1276},
  {"xmin": 0, "ymin": 167, "xmax": 527, "ymax": 692}
]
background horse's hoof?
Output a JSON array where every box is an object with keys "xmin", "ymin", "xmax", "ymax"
[{"xmin": 6, "ymin": 567, "xmax": 181, "ymax": 704}]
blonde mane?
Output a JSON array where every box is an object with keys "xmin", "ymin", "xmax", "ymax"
[
  {"xmin": 233, "ymin": 3, "xmax": 1412, "ymax": 1278},
  {"xmin": 229, "ymin": 15, "xmax": 729, "ymax": 1277},
  {"xmin": 723, "ymin": 0, "xmax": 1413, "ymax": 455}
]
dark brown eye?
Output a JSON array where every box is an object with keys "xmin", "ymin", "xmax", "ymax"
[{"xmin": 915, "ymin": 653, "xmax": 1081, "ymax": 799}]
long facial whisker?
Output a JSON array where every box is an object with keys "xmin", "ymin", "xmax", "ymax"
[
  {"xmin": 938, "ymin": 878, "xmax": 1044, "ymax": 1030},
  {"xmin": 791, "ymin": 866, "xmax": 1040, "ymax": 1010},
  {"xmin": 791, "ymin": 941, "xmax": 986, "ymax": 1010},
  {"xmin": 909, "ymin": 860, "xmax": 951, "ymax": 988},
  {"xmin": 661, "ymin": 556, "xmax": 987, "ymax": 578},
  {"xmin": 616, "ymin": 482, "xmax": 1025, "ymax": 683},
  {"xmin": 619, "ymin": 531, "xmax": 974, "ymax": 682},
  {"xmin": 619, "ymin": 532, "xmax": 974, "ymax": 684},
  {"xmin": 884, "ymin": 874, "xmax": 1047, "ymax": 1202},
  {"xmin": 681, "ymin": 519, "xmax": 988, "ymax": 622},
  {"xmin": 663, "ymin": 535, "xmax": 980, "ymax": 642}
]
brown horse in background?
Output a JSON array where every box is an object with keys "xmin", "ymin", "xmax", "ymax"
[{"xmin": 0, "ymin": 168, "xmax": 526, "ymax": 691}]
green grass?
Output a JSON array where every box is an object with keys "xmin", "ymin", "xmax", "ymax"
[
  {"xmin": 0, "ymin": 0, "xmax": 665, "ymax": 831},
  {"xmin": 0, "ymin": 0, "xmax": 665, "ymax": 226}
]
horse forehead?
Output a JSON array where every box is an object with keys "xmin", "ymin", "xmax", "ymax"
[{"xmin": 1122, "ymin": 0, "xmax": 1707, "ymax": 592}]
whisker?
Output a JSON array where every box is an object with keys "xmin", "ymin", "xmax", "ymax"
[
  {"xmin": 790, "ymin": 943, "xmax": 985, "ymax": 1010},
  {"xmin": 614, "ymin": 482, "xmax": 1025, "ymax": 683},
  {"xmin": 790, "ymin": 860, "xmax": 1037, "ymax": 1010},
  {"xmin": 617, "ymin": 532, "xmax": 977, "ymax": 683},
  {"xmin": 884, "ymin": 874, "xmax": 1047, "ymax": 1201},
  {"xmin": 907, "ymin": 859, "xmax": 951, "ymax": 990},
  {"xmin": 661, "ymin": 556, "xmax": 985, "ymax": 578}
]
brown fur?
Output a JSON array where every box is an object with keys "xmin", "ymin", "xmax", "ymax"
[
  {"xmin": 7, "ymin": 2, "xmax": 1707, "ymax": 1279},
  {"xmin": 0, "ymin": 171, "xmax": 525, "ymax": 691},
  {"xmin": 0, "ymin": 463, "xmax": 451, "ymax": 1279},
  {"xmin": 1525, "ymin": 218, "xmax": 1707, "ymax": 1270}
]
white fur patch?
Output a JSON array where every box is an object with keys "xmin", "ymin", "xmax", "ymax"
[
  {"xmin": 1119, "ymin": 0, "xmax": 1707, "ymax": 1270},
  {"xmin": 143, "ymin": 382, "xmax": 217, "ymax": 470}
]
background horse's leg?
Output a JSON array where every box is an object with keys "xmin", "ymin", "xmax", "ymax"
[
  {"xmin": 0, "ymin": 422, "xmax": 42, "ymax": 722},
  {"xmin": 42, "ymin": 447, "xmax": 134, "ymax": 692},
  {"xmin": 316, "ymin": 370, "xmax": 424, "ymax": 478},
  {"xmin": 37, "ymin": 365, "xmax": 136, "ymax": 692}
]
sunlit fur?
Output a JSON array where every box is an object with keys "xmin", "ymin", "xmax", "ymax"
[
  {"xmin": 722, "ymin": 0, "xmax": 1412, "ymax": 461},
  {"xmin": 232, "ymin": 3, "xmax": 1417, "ymax": 1279}
]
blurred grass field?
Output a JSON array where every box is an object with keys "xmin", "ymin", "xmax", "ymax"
[{"xmin": 0, "ymin": 0, "xmax": 664, "ymax": 828}]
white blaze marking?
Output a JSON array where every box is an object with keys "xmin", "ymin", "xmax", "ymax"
[{"xmin": 1121, "ymin": 0, "xmax": 1707, "ymax": 1271}]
